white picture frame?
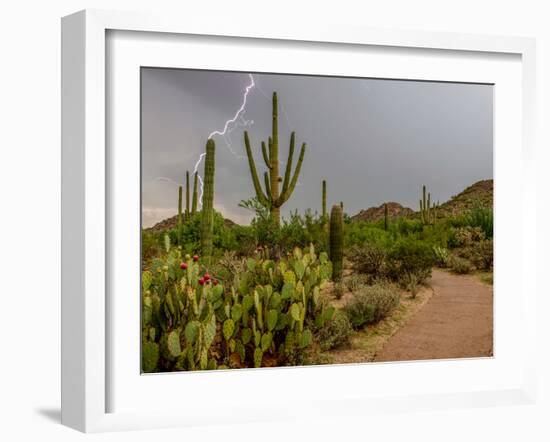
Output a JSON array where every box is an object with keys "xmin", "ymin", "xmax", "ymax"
[{"xmin": 61, "ymin": 9, "xmax": 537, "ymax": 433}]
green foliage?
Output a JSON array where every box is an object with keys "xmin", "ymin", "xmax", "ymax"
[
  {"xmin": 448, "ymin": 255, "xmax": 473, "ymax": 274},
  {"xmin": 433, "ymin": 245, "xmax": 449, "ymax": 268},
  {"xmin": 387, "ymin": 237, "xmax": 435, "ymax": 281},
  {"xmin": 142, "ymin": 245, "xmax": 333, "ymax": 371},
  {"xmin": 315, "ymin": 309, "xmax": 353, "ymax": 351},
  {"xmin": 344, "ymin": 273, "xmax": 371, "ymax": 292},
  {"xmin": 330, "ymin": 204, "xmax": 344, "ymax": 282},
  {"xmin": 142, "ymin": 342, "xmax": 160, "ymax": 373},
  {"xmin": 243, "ymin": 92, "xmax": 307, "ymax": 224},
  {"xmin": 347, "ymin": 244, "xmax": 387, "ymax": 278},
  {"xmin": 344, "ymin": 284, "xmax": 400, "ymax": 329}
]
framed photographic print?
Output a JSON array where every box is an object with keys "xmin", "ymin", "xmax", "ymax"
[{"xmin": 61, "ymin": 9, "xmax": 537, "ymax": 432}]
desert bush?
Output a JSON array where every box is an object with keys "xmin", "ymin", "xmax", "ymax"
[
  {"xmin": 347, "ymin": 244, "xmax": 388, "ymax": 277},
  {"xmin": 387, "ymin": 237, "xmax": 435, "ymax": 281},
  {"xmin": 448, "ymin": 255, "xmax": 473, "ymax": 274},
  {"xmin": 344, "ymin": 284, "xmax": 400, "ymax": 329},
  {"xmin": 471, "ymin": 239, "xmax": 493, "ymax": 270},
  {"xmin": 398, "ymin": 272, "xmax": 420, "ymax": 298},
  {"xmin": 433, "ymin": 245, "xmax": 449, "ymax": 268},
  {"xmin": 333, "ymin": 281, "xmax": 345, "ymax": 300},
  {"xmin": 448, "ymin": 226, "xmax": 485, "ymax": 248},
  {"xmin": 315, "ymin": 309, "xmax": 353, "ymax": 351},
  {"xmin": 344, "ymin": 273, "xmax": 371, "ymax": 292}
]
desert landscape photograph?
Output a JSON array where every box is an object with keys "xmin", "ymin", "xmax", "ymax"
[{"xmin": 140, "ymin": 68, "xmax": 493, "ymax": 373}]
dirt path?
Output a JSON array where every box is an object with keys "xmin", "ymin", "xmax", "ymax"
[{"xmin": 374, "ymin": 269, "xmax": 493, "ymax": 362}]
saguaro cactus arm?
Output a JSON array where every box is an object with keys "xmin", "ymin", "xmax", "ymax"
[
  {"xmin": 276, "ymin": 142, "xmax": 306, "ymax": 206},
  {"xmin": 261, "ymin": 141, "xmax": 271, "ymax": 169},
  {"xmin": 244, "ymin": 131, "xmax": 271, "ymax": 207}
]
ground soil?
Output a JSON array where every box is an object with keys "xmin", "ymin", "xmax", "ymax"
[{"xmin": 373, "ymin": 269, "xmax": 493, "ymax": 362}]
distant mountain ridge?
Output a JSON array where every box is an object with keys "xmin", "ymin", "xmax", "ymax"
[
  {"xmin": 350, "ymin": 179, "xmax": 493, "ymax": 222},
  {"xmin": 351, "ymin": 202, "xmax": 414, "ymax": 222},
  {"xmin": 146, "ymin": 179, "xmax": 493, "ymax": 231}
]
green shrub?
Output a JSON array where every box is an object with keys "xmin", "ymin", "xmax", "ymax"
[
  {"xmin": 315, "ymin": 309, "xmax": 353, "ymax": 351},
  {"xmin": 433, "ymin": 245, "xmax": 449, "ymax": 268},
  {"xmin": 465, "ymin": 203, "xmax": 493, "ymax": 239},
  {"xmin": 471, "ymin": 239, "xmax": 493, "ymax": 270},
  {"xmin": 347, "ymin": 244, "xmax": 387, "ymax": 277},
  {"xmin": 448, "ymin": 226, "xmax": 485, "ymax": 248},
  {"xmin": 344, "ymin": 273, "xmax": 371, "ymax": 292},
  {"xmin": 333, "ymin": 282, "xmax": 345, "ymax": 300},
  {"xmin": 448, "ymin": 255, "xmax": 473, "ymax": 274},
  {"xmin": 387, "ymin": 237, "xmax": 435, "ymax": 281},
  {"xmin": 398, "ymin": 272, "xmax": 420, "ymax": 298},
  {"xmin": 344, "ymin": 284, "xmax": 400, "ymax": 329}
]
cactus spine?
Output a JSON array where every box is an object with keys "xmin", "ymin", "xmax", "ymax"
[
  {"xmin": 419, "ymin": 185, "xmax": 438, "ymax": 225},
  {"xmin": 200, "ymin": 139, "xmax": 215, "ymax": 260},
  {"xmin": 329, "ymin": 204, "xmax": 344, "ymax": 282},
  {"xmin": 384, "ymin": 203, "xmax": 389, "ymax": 231},
  {"xmin": 191, "ymin": 171, "xmax": 198, "ymax": 215},
  {"xmin": 185, "ymin": 171, "xmax": 190, "ymax": 220},
  {"xmin": 178, "ymin": 186, "xmax": 183, "ymax": 244},
  {"xmin": 244, "ymin": 92, "xmax": 306, "ymax": 225}
]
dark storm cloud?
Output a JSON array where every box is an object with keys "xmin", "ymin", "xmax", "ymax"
[{"xmin": 141, "ymin": 68, "xmax": 493, "ymax": 227}]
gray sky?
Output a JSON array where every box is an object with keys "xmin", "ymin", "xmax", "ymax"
[{"xmin": 141, "ymin": 68, "xmax": 493, "ymax": 227}]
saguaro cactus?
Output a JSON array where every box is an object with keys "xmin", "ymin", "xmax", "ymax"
[
  {"xmin": 178, "ymin": 186, "xmax": 183, "ymax": 244},
  {"xmin": 419, "ymin": 185, "xmax": 438, "ymax": 225},
  {"xmin": 200, "ymin": 139, "xmax": 216, "ymax": 260},
  {"xmin": 185, "ymin": 171, "xmax": 190, "ymax": 220},
  {"xmin": 244, "ymin": 92, "xmax": 306, "ymax": 225},
  {"xmin": 329, "ymin": 204, "xmax": 344, "ymax": 282},
  {"xmin": 191, "ymin": 171, "xmax": 198, "ymax": 215},
  {"xmin": 322, "ymin": 180, "xmax": 327, "ymax": 221},
  {"xmin": 384, "ymin": 203, "xmax": 389, "ymax": 231}
]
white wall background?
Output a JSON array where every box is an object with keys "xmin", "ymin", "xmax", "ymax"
[{"xmin": 0, "ymin": 1, "xmax": 548, "ymax": 440}]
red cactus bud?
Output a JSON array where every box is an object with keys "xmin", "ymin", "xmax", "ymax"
[
  {"xmin": 213, "ymin": 279, "xmax": 219, "ymax": 286},
  {"xmin": 193, "ymin": 255, "xmax": 199, "ymax": 262},
  {"xmin": 180, "ymin": 262, "xmax": 188, "ymax": 270},
  {"xmin": 198, "ymin": 277, "xmax": 205, "ymax": 285},
  {"xmin": 203, "ymin": 273, "xmax": 211, "ymax": 281}
]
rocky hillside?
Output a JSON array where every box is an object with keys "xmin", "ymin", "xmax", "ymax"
[
  {"xmin": 146, "ymin": 213, "xmax": 236, "ymax": 232},
  {"xmin": 350, "ymin": 179, "xmax": 493, "ymax": 223},
  {"xmin": 351, "ymin": 202, "xmax": 414, "ymax": 222},
  {"xmin": 437, "ymin": 179, "xmax": 493, "ymax": 217}
]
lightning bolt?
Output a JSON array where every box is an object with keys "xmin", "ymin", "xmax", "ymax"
[{"xmin": 192, "ymin": 73, "xmax": 256, "ymax": 207}]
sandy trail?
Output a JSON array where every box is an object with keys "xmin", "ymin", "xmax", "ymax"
[{"xmin": 374, "ymin": 269, "xmax": 493, "ymax": 362}]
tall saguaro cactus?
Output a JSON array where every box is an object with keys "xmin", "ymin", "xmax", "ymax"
[
  {"xmin": 329, "ymin": 204, "xmax": 344, "ymax": 282},
  {"xmin": 178, "ymin": 185, "xmax": 183, "ymax": 244},
  {"xmin": 322, "ymin": 180, "xmax": 327, "ymax": 221},
  {"xmin": 244, "ymin": 92, "xmax": 307, "ymax": 225},
  {"xmin": 191, "ymin": 171, "xmax": 199, "ymax": 215},
  {"xmin": 185, "ymin": 171, "xmax": 190, "ymax": 220},
  {"xmin": 419, "ymin": 185, "xmax": 438, "ymax": 225},
  {"xmin": 200, "ymin": 139, "xmax": 216, "ymax": 260},
  {"xmin": 384, "ymin": 203, "xmax": 389, "ymax": 231}
]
